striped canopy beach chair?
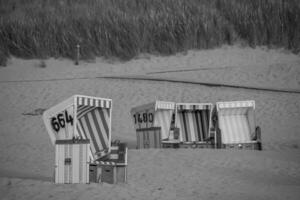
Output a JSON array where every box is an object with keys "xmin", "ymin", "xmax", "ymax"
[
  {"xmin": 43, "ymin": 95, "xmax": 112, "ymax": 161},
  {"xmin": 175, "ymin": 103, "xmax": 214, "ymax": 148},
  {"xmin": 215, "ymin": 100, "xmax": 262, "ymax": 150},
  {"xmin": 130, "ymin": 101, "xmax": 175, "ymax": 149}
]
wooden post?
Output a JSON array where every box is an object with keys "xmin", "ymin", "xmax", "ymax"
[
  {"xmin": 216, "ymin": 128, "xmax": 222, "ymax": 149},
  {"xmin": 75, "ymin": 44, "xmax": 80, "ymax": 65}
]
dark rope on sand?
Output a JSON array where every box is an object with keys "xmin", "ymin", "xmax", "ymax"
[
  {"xmin": 0, "ymin": 75, "xmax": 299, "ymax": 94},
  {"xmin": 146, "ymin": 66, "xmax": 236, "ymax": 75},
  {"xmin": 100, "ymin": 75, "xmax": 300, "ymax": 94}
]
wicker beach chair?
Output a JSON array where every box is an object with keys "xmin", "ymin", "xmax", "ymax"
[{"xmin": 215, "ymin": 100, "xmax": 262, "ymax": 150}]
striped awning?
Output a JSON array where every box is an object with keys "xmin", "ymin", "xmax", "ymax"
[
  {"xmin": 219, "ymin": 107, "xmax": 249, "ymax": 116},
  {"xmin": 217, "ymin": 100, "xmax": 255, "ymax": 110},
  {"xmin": 131, "ymin": 101, "xmax": 174, "ymax": 113},
  {"xmin": 76, "ymin": 96, "xmax": 111, "ymax": 108},
  {"xmin": 155, "ymin": 101, "xmax": 175, "ymax": 110},
  {"xmin": 177, "ymin": 104, "xmax": 212, "ymax": 111},
  {"xmin": 98, "ymin": 161, "xmax": 116, "ymax": 166}
]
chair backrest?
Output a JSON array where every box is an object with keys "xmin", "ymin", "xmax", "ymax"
[
  {"xmin": 175, "ymin": 103, "xmax": 213, "ymax": 142},
  {"xmin": 130, "ymin": 101, "xmax": 175, "ymax": 140},
  {"xmin": 136, "ymin": 127, "xmax": 162, "ymax": 149},
  {"xmin": 216, "ymin": 100, "xmax": 256, "ymax": 144}
]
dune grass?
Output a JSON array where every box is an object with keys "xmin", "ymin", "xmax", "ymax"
[{"xmin": 0, "ymin": 0, "xmax": 299, "ymax": 65}]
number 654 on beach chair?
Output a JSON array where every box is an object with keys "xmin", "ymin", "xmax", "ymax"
[{"xmin": 215, "ymin": 100, "xmax": 262, "ymax": 150}]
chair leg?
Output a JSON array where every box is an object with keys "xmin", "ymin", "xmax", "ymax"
[
  {"xmin": 216, "ymin": 128, "xmax": 222, "ymax": 149},
  {"xmin": 255, "ymin": 126, "xmax": 262, "ymax": 150}
]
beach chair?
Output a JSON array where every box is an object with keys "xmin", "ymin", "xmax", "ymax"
[
  {"xmin": 54, "ymin": 139, "xmax": 90, "ymax": 184},
  {"xmin": 90, "ymin": 142, "xmax": 128, "ymax": 184},
  {"xmin": 130, "ymin": 101, "xmax": 175, "ymax": 149},
  {"xmin": 43, "ymin": 95, "xmax": 113, "ymax": 161},
  {"xmin": 215, "ymin": 100, "xmax": 262, "ymax": 150},
  {"xmin": 174, "ymin": 103, "xmax": 214, "ymax": 148}
]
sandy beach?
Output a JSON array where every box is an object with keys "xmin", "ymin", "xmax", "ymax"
[{"xmin": 0, "ymin": 46, "xmax": 299, "ymax": 200}]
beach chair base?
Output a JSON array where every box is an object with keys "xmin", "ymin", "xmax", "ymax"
[
  {"xmin": 89, "ymin": 163, "xmax": 127, "ymax": 184},
  {"xmin": 179, "ymin": 142, "xmax": 214, "ymax": 149},
  {"xmin": 162, "ymin": 140, "xmax": 180, "ymax": 148},
  {"xmin": 216, "ymin": 126, "xmax": 262, "ymax": 150},
  {"xmin": 89, "ymin": 163, "xmax": 98, "ymax": 183},
  {"xmin": 90, "ymin": 142, "xmax": 128, "ymax": 184},
  {"xmin": 222, "ymin": 142, "xmax": 260, "ymax": 150},
  {"xmin": 136, "ymin": 127, "xmax": 162, "ymax": 149},
  {"xmin": 55, "ymin": 139, "xmax": 90, "ymax": 184},
  {"xmin": 162, "ymin": 140, "xmax": 214, "ymax": 149}
]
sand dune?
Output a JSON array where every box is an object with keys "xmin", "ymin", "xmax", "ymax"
[{"xmin": 0, "ymin": 46, "xmax": 299, "ymax": 199}]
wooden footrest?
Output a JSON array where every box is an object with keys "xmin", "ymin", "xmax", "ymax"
[
  {"xmin": 223, "ymin": 142, "xmax": 261, "ymax": 150},
  {"xmin": 179, "ymin": 142, "xmax": 214, "ymax": 149}
]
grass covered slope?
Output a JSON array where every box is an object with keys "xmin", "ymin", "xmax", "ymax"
[{"xmin": 0, "ymin": 0, "xmax": 300, "ymax": 64}]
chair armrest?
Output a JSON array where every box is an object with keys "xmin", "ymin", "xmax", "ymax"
[{"xmin": 251, "ymin": 126, "xmax": 261, "ymax": 141}]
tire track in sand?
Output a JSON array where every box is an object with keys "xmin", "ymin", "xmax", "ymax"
[
  {"xmin": 100, "ymin": 75, "xmax": 300, "ymax": 94},
  {"xmin": 0, "ymin": 74, "xmax": 299, "ymax": 94}
]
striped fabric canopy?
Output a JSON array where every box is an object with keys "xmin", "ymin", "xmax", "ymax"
[
  {"xmin": 75, "ymin": 96, "xmax": 112, "ymax": 160},
  {"xmin": 98, "ymin": 161, "xmax": 116, "ymax": 166},
  {"xmin": 153, "ymin": 109, "xmax": 174, "ymax": 139},
  {"xmin": 177, "ymin": 104, "xmax": 211, "ymax": 111},
  {"xmin": 155, "ymin": 101, "xmax": 175, "ymax": 110},
  {"xmin": 76, "ymin": 96, "xmax": 111, "ymax": 108},
  {"xmin": 217, "ymin": 101, "xmax": 255, "ymax": 144},
  {"xmin": 176, "ymin": 103, "xmax": 212, "ymax": 142}
]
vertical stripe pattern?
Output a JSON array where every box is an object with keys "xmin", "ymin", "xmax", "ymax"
[
  {"xmin": 79, "ymin": 144, "xmax": 83, "ymax": 182},
  {"xmin": 217, "ymin": 101, "xmax": 255, "ymax": 144},
  {"xmin": 136, "ymin": 128, "xmax": 161, "ymax": 149},
  {"xmin": 69, "ymin": 144, "xmax": 73, "ymax": 183},
  {"xmin": 55, "ymin": 141, "xmax": 89, "ymax": 183},
  {"xmin": 76, "ymin": 106, "xmax": 110, "ymax": 160},
  {"xmin": 64, "ymin": 144, "xmax": 69, "ymax": 183},
  {"xmin": 153, "ymin": 110, "xmax": 173, "ymax": 139},
  {"xmin": 77, "ymin": 96, "xmax": 111, "ymax": 109},
  {"xmin": 176, "ymin": 104, "xmax": 212, "ymax": 142}
]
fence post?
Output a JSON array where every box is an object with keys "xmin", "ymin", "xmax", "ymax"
[{"xmin": 75, "ymin": 44, "xmax": 80, "ymax": 65}]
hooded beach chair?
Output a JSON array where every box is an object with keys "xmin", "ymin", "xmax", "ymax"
[
  {"xmin": 174, "ymin": 103, "xmax": 214, "ymax": 148},
  {"xmin": 43, "ymin": 95, "xmax": 113, "ymax": 161},
  {"xmin": 215, "ymin": 100, "xmax": 262, "ymax": 150},
  {"xmin": 130, "ymin": 101, "xmax": 175, "ymax": 149}
]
